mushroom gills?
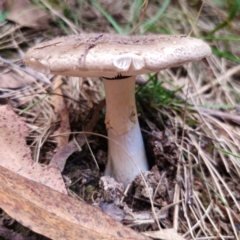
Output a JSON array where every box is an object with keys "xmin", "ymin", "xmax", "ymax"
[{"xmin": 113, "ymin": 53, "xmax": 145, "ymax": 72}]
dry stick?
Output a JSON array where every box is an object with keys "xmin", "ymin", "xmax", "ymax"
[
  {"xmin": 172, "ymin": 148, "xmax": 181, "ymax": 230},
  {"xmin": 197, "ymin": 107, "xmax": 240, "ymax": 125},
  {"xmin": 121, "ymin": 184, "xmax": 131, "ymax": 203},
  {"xmin": 185, "ymin": 145, "xmax": 193, "ymax": 205},
  {"xmin": 187, "ymin": 0, "xmax": 205, "ymax": 37},
  {"xmin": 181, "ymin": 189, "xmax": 196, "ymax": 240},
  {"xmin": 183, "ymin": 201, "xmax": 213, "ymax": 238},
  {"xmin": 83, "ymin": 132, "xmax": 99, "ymax": 170},
  {"xmin": 195, "ymin": 201, "xmax": 213, "ymax": 237},
  {"xmin": 130, "ymin": 0, "xmax": 149, "ymax": 35},
  {"xmin": 50, "ymin": 100, "xmax": 105, "ymax": 171},
  {"xmin": 184, "ymin": 167, "xmax": 192, "ymax": 203},
  {"xmin": 192, "ymin": 237, "xmax": 234, "ymax": 240},
  {"xmin": 194, "ymin": 192, "xmax": 226, "ymax": 240},
  {"xmin": 73, "ymin": 136, "xmax": 82, "ymax": 151},
  {"xmin": 189, "ymin": 202, "xmax": 209, "ymax": 239},
  {"xmin": 173, "ymin": 83, "xmax": 190, "ymax": 230},
  {"xmin": 35, "ymin": 125, "xmax": 52, "ymax": 163}
]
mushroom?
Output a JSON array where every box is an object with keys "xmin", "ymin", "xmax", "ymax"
[{"xmin": 24, "ymin": 33, "xmax": 211, "ymax": 187}]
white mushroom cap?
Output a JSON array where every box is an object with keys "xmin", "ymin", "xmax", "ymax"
[{"xmin": 24, "ymin": 33, "xmax": 211, "ymax": 78}]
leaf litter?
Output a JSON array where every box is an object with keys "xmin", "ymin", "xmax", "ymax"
[
  {"xmin": 5, "ymin": 0, "xmax": 49, "ymax": 29},
  {"xmin": 0, "ymin": 105, "xmax": 67, "ymax": 194}
]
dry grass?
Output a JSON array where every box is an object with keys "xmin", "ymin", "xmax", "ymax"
[{"xmin": 0, "ymin": 0, "xmax": 240, "ymax": 239}]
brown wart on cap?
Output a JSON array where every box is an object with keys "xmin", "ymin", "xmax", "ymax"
[{"xmin": 24, "ymin": 33, "xmax": 211, "ymax": 187}]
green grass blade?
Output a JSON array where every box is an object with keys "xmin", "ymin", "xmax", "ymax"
[
  {"xmin": 0, "ymin": 10, "xmax": 9, "ymax": 23},
  {"xmin": 202, "ymin": 36, "xmax": 240, "ymax": 41},
  {"xmin": 215, "ymin": 147, "xmax": 240, "ymax": 159},
  {"xmin": 209, "ymin": 0, "xmax": 240, "ymax": 34},
  {"xmin": 142, "ymin": 0, "xmax": 170, "ymax": 33},
  {"xmin": 90, "ymin": 0, "xmax": 124, "ymax": 34},
  {"xmin": 212, "ymin": 46, "xmax": 240, "ymax": 63}
]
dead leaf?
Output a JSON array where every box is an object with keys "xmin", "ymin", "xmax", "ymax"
[
  {"xmin": 6, "ymin": 0, "xmax": 49, "ymax": 29},
  {"xmin": 51, "ymin": 76, "xmax": 71, "ymax": 151},
  {"xmin": 0, "ymin": 165, "xmax": 150, "ymax": 240},
  {"xmin": 143, "ymin": 228, "xmax": 185, "ymax": 240},
  {"xmin": 0, "ymin": 105, "xmax": 67, "ymax": 194}
]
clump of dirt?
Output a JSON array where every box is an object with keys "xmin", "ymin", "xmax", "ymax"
[{"xmin": 151, "ymin": 130, "xmax": 179, "ymax": 179}]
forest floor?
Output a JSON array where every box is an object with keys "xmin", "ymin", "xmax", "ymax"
[{"xmin": 0, "ymin": 0, "xmax": 240, "ymax": 239}]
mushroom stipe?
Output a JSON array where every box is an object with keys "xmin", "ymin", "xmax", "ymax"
[{"xmin": 24, "ymin": 33, "xmax": 211, "ymax": 187}]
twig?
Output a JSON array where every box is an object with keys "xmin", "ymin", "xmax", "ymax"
[
  {"xmin": 83, "ymin": 132, "xmax": 99, "ymax": 170},
  {"xmin": 130, "ymin": 0, "xmax": 149, "ymax": 35},
  {"xmin": 197, "ymin": 107, "xmax": 240, "ymax": 125},
  {"xmin": 188, "ymin": 1, "xmax": 205, "ymax": 36},
  {"xmin": 194, "ymin": 192, "xmax": 226, "ymax": 240}
]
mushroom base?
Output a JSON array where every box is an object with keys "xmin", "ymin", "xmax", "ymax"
[{"xmin": 104, "ymin": 121, "xmax": 148, "ymax": 187}]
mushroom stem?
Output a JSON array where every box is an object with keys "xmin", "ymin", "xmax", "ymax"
[{"xmin": 103, "ymin": 77, "xmax": 148, "ymax": 187}]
